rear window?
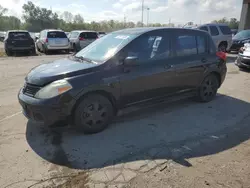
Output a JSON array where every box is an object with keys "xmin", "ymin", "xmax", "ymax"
[
  {"xmin": 209, "ymin": 26, "xmax": 219, "ymax": 36},
  {"xmin": 47, "ymin": 31, "xmax": 67, "ymax": 38},
  {"xmin": 80, "ymin": 32, "xmax": 98, "ymax": 39},
  {"xmin": 9, "ymin": 32, "xmax": 30, "ymax": 39},
  {"xmin": 219, "ymin": 26, "xmax": 232, "ymax": 35}
]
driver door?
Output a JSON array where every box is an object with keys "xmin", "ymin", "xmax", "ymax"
[{"xmin": 119, "ymin": 30, "xmax": 177, "ymax": 106}]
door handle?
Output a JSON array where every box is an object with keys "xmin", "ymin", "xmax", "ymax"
[
  {"xmin": 164, "ymin": 64, "xmax": 173, "ymax": 69},
  {"xmin": 201, "ymin": 58, "xmax": 207, "ymax": 63}
]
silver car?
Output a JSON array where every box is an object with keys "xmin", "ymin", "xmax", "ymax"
[
  {"xmin": 196, "ymin": 23, "xmax": 232, "ymax": 52},
  {"xmin": 69, "ymin": 30, "xmax": 98, "ymax": 52},
  {"xmin": 36, "ymin": 29, "xmax": 70, "ymax": 54}
]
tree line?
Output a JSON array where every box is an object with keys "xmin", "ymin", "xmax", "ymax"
[{"xmin": 0, "ymin": 2, "xmax": 240, "ymax": 32}]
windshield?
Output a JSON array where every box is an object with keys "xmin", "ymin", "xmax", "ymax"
[
  {"xmin": 75, "ymin": 33, "xmax": 137, "ymax": 63},
  {"xmin": 233, "ymin": 30, "xmax": 250, "ymax": 40}
]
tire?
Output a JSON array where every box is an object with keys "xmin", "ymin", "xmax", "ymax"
[
  {"xmin": 74, "ymin": 94, "xmax": 114, "ymax": 134},
  {"xmin": 65, "ymin": 49, "xmax": 70, "ymax": 54},
  {"xmin": 196, "ymin": 74, "xmax": 219, "ymax": 102},
  {"xmin": 43, "ymin": 46, "xmax": 49, "ymax": 55},
  {"xmin": 5, "ymin": 50, "xmax": 13, "ymax": 56},
  {"xmin": 73, "ymin": 44, "xmax": 77, "ymax": 52},
  {"xmin": 31, "ymin": 48, "xmax": 36, "ymax": 55},
  {"xmin": 218, "ymin": 43, "xmax": 227, "ymax": 52}
]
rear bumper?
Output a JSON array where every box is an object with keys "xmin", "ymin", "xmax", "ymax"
[
  {"xmin": 46, "ymin": 44, "xmax": 70, "ymax": 50},
  {"xmin": 6, "ymin": 46, "xmax": 35, "ymax": 51}
]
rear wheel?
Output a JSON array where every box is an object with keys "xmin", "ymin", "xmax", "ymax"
[
  {"xmin": 218, "ymin": 43, "xmax": 227, "ymax": 52},
  {"xmin": 74, "ymin": 94, "xmax": 114, "ymax": 134},
  {"xmin": 73, "ymin": 43, "xmax": 77, "ymax": 52},
  {"xmin": 197, "ymin": 74, "xmax": 219, "ymax": 102},
  {"xmin": 5, "ymin": 50, "xmax": 13, "ymax": 56}
]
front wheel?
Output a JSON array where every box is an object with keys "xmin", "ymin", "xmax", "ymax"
[
  {"xmin": 196, "ymin": 74, "xmax": 219, "ymax": 102},
  {"xmin": 74, "ymin": 94, "xmax": 114, "ymax": 134}
]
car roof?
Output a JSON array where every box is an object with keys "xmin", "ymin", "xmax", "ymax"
[
  {"xmin": 112, "ymin": 27, "xmax": 204, "ymax": 35},
  {"xmin": 71, "ymin": 30, "xmax": 97, "ymax": 33},
  {"xmin": 199, "ymin": 23, "xmax": 230, "ymax": 27},
  {"xmin": 7, "ymin": 30, "xmax": 29, "ymax": 33},
  {"xmin": 43, "ymin": 29, "xmax": 64, "ymax": 32}
]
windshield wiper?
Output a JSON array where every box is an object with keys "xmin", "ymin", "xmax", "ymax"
[{"xmin": 73, "ymin": 55, "xmax": 97, "ymax": 64}]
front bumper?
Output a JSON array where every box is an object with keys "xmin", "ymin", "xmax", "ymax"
[
  {"xmin": 235, "ymin": 55, "xmax": 250, "ymax": 69},
  {"xmin": 230, "ymin": 43, "xmax": 243, "ymax": 51},
  {"xmin": 18, "ymin": 88, "xmax": 76, "ymax": 125}
]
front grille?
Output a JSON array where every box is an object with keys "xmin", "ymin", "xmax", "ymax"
[{"xmin": 23, "ymin": 83, "xmax": 41, "ymax": 97}]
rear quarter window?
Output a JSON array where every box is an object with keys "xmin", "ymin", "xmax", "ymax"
[
  {"xmin": 199, "ymin": 26, "xmax": 208, "ymax": 32},
  {"xmin": 47, "ymin": 31, "xmax": 67, "ymax": 38},
  {"xmin": 80, "ymin": 32, "xmax": 98, "ymax": 39},
  {"xmin": 219, "ymin": 26, "xmax": 232, "ymax": 35}
]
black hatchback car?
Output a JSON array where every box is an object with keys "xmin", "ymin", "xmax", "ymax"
[
  {"xmin": 4, "ymin": 30, "xmax": 35, "ymax": 56},
  {"xmin": 18, "ymin": 28, "xmax": 227, "ymax": 134}
]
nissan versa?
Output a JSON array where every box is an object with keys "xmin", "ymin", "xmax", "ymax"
[{"xmin": 18, "ymin": 28, "xmax": 227, "ymax": 134}]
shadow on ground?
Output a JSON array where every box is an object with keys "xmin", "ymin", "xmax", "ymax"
[{"xmin": 26, "ymin": 94, "xmax": 250, "ymax": 170}]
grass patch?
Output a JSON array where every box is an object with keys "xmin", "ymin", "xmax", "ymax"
[{"xmin": 0, "ymin": 51, "xmax": 6, "ymax": 57}]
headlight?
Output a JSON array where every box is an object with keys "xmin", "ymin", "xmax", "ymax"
[{"xmin": 35, "ymin": 79, "xmax": 72, "ymax": 99}]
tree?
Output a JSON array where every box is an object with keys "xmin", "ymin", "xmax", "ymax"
[
  {"xmin": 0, "ymin": 5, "xmax": 7, "ymax": 16},
  {"xmin": 62, "ymin": 11, "xmax": 73, "ymax": 23},
  {"xmin": 212, "ymin": 17, "xmax": 239, "ymax": 29},
  {"xmin": 74, "ymin": 14, "xmax": 84, "ymax": 24}
]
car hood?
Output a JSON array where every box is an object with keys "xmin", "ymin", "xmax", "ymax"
[
  {"xmin": 25, "ymin": 57, "xmax": 101, "ymax": 85},
  {"xmin": 233, "ymin": 37, "xmax": 250, "ymax": 42}
]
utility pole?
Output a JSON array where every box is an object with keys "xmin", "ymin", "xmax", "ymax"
[
  {"xmin": 141, "ymin": 0, "xmax": 144, "ymax": 26},
  {"xmin": 124, "ymin": 14, "xmax": 126, "ymax": 28},
  {"xmin": 147, "ymin": 8, "xmax": 150, "ymax": 26}
]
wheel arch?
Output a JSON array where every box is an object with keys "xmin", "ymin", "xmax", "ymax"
[{"xmin": 71, "ymin": 90, "xmax": 118, "ymax": 119}]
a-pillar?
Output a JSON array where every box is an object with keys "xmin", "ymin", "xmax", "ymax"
[{"xmin": 239, "ymin": 0, "xmax": 250, "ymax": 31}]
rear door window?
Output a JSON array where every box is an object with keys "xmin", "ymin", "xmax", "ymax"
[
  {"xmin": 199, "ymin": 26, "xmax": 208, "ymax": 32},
  {"xmin": 9, "ymin": 32, "xmax": 31, "ymax": 39},
  {"xmin": 80, "ymin": 32, "xmax": 98, "ymax": 39},
  {"xmin": 47, "ymin": 31, "xmax": 67, "ymax": 38},
  {"xmin": 219, "ymin": 26, "xmax": 232, "ymax": 35},
  {"xmin": 176, "ymin": 35, "xmax": 197, "ymax": 56},
  {"xmin": 209, "ymin": 26, "xmax": 219, "ymax": 36}
]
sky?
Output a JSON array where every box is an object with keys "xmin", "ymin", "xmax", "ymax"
[{"xmin": 1, "ymin": 0, "xmax": 243, "ymax": 25}]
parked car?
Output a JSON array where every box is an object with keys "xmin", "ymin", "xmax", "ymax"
[
  {"xmin": 98, "ymin": 31, "xmax": 106, "ymax": 38},
  {"xmin": 0, "ymin": 31, "xmax": 6, "ymax": 41},
  {"xmin": 69, "ymin": 30, "xmax": 98, "ymax": 52},
  {"xmin": 36, "ymin": 29, "xmax": 70, "ymax": 54},
  {"xmin": 230, "ymin": 30, "xmax": 250, "ymax": 52},
  {"xmin": 18, "ymin": 27, "xmax": 227, "ymax": 134},
  {"xmin": 196, "ymin": 23, "xmax": 232, "ymax": 52},
  {"xmin": 4, "ymin": 30, "xmax": 35, "ymax": 56},
  {"xmin": 235, "ymin": 43, "xmax": 250, "ymax": 69}
]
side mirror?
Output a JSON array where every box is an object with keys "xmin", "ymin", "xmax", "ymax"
[{"xmin": 124, "ymin": 56, "xmax": 138, "ymax": 66}]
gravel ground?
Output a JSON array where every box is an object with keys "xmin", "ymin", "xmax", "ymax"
[{"xmin": 0, "ymin": 54, "xmax": 250, "ymax": 188}]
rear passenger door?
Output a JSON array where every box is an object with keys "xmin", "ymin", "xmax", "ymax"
[{"xmin": 172, "ymin": 30, "xmax": 208, "ymax": 92}]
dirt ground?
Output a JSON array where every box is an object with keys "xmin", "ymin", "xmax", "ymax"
[{"xmin": 0, "ymin": 54, "xmax": 250, "ymax": 188}]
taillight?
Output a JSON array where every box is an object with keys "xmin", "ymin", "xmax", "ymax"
[
  {"xmin": 216, "ymin": 51, "xmax": 226, "ymax": 61},
  {"xmin": 45, "ymin": 38, "xmax": 48, "ymax": 43},
  {"xmin": 79, "ymin": 37, "xmax": 84, "ymax": 41}
]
